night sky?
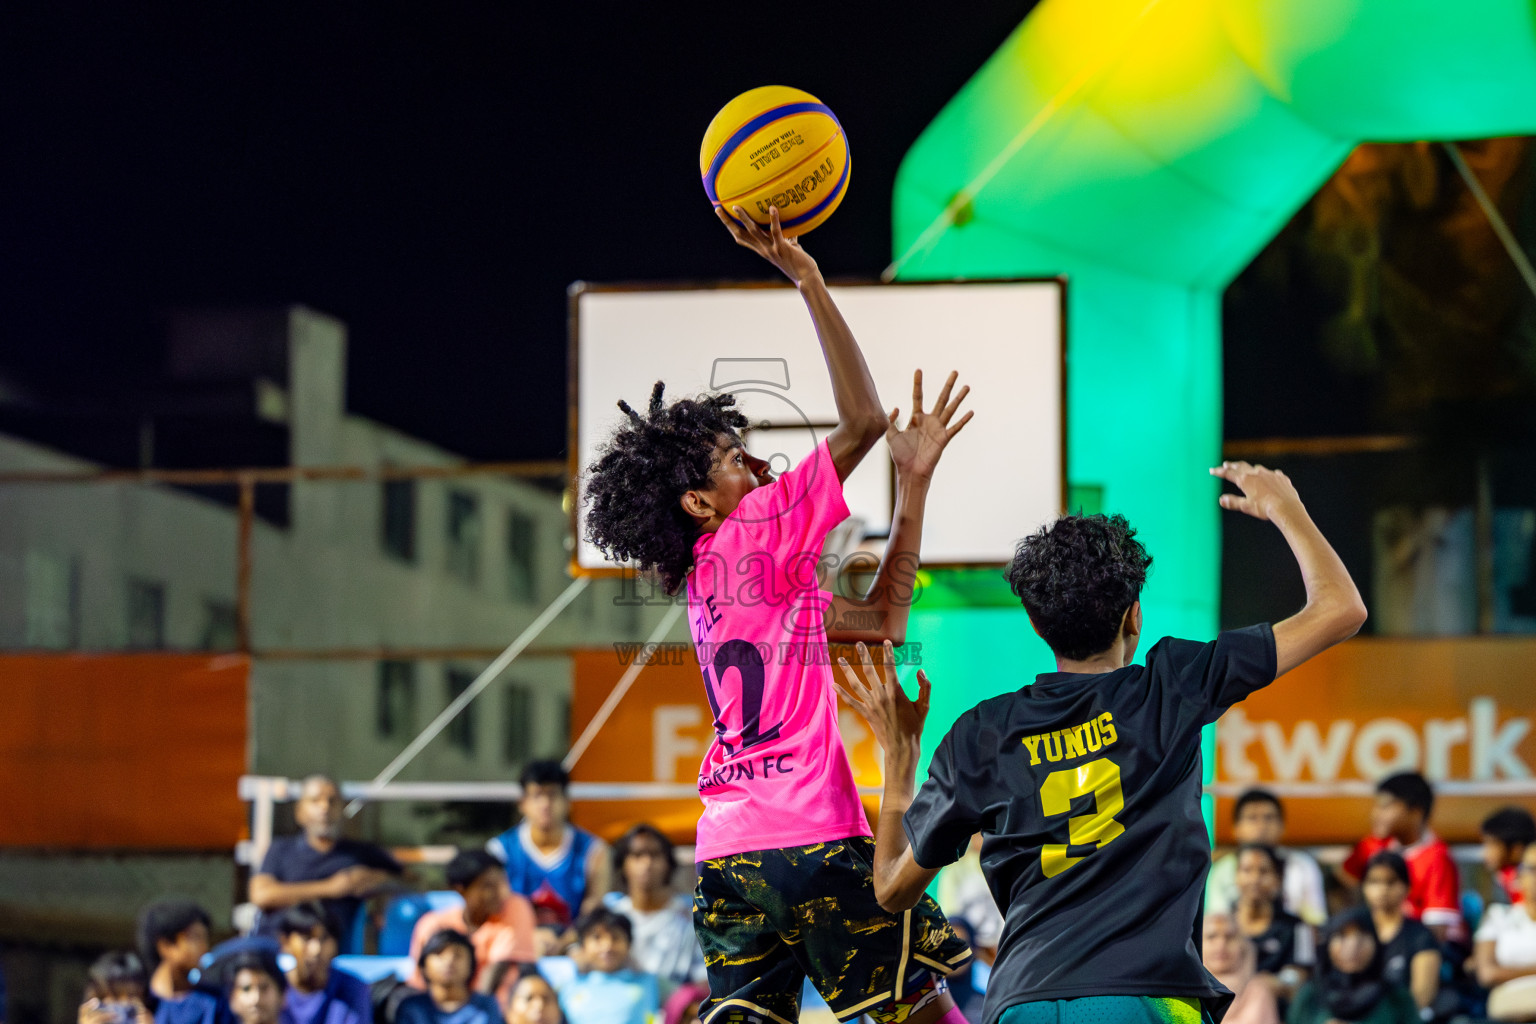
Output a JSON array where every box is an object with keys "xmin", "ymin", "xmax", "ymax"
[{"xmin": 0, "ymin": 4, "xmax": 1031, "ymax": 462}]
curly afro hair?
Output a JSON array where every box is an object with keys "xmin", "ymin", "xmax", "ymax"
[
  {"xmin": 584, "ymin": 381, "xmax": 749, "ymax": 594},
  {"xmin": 1003, "ymin": 513, "xmax": 1152, "ymax": 661}
]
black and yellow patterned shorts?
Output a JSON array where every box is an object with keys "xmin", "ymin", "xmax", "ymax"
[{"xmin": 694, "ymin": 836, "xmax": 973, "ymax": 1024}]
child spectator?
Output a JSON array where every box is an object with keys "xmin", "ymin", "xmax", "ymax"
[
  {"xmin": 488, "ymin": 761, "xmax": 610, "ymax": 936},
  {"xmin": 1482, "ymin": 808, "xmax": 1536, "ymax": 907},
  {"xmin": 539, "ymin": 909, "xmax": 659, "ymax": 1024},
  {"xmin": 1474, "ymin": 844, "xmax": 1536, "ymax": 1021},
  {"xmin": 1361, "ymin": 852, "xmax": 1441, "ymax": 1013},
  {"xmin": 1287, "ymin": 908, "xmax": 1417, "ymax": 1024},
  {"xmin": 224, "ymin": 953, "xmax": 285, "ymax": 1024},
  {"xmin": 408, "ymin": 849, "xmax": 539, "ymax": 997},
  {"xmin": 503, "ymin": 973, "xmax": 564, "ymax": 1024},
  {"xmin": 250, "ymin": 775, "xmax": 402, "ymax": 952},
  {"xmin": 275, "ymin": 903, "xmax": 372, "ymax": 1024},
  {"xmin": 1234, "ymin": 845, "xmax": 1316, "ymax": 994},
  {"xmin": 1342, "ymin": 772, "xmax": 1464, "ymax": 944},
  {"xmin": 1203, "ymin": 913, "xmax": 1281, "ymax": 1024},
  {"xmin": 1208, "ymin": 789, "xmax": 1328, "ymax": 925},
  {"xmin": 78, "ymin": 952, "xmax": 154, "ymax": 1024},
  {"xmin": 136, "ymin": 900, "xmax": 225, "ymax": 1024},
  {"xmin": 602, "ymin": 824, "xmax": 705, "ymax": 994},
  {"xmin": 396, "ymin": 931, "xmax": 504, "ymax": 1024}
]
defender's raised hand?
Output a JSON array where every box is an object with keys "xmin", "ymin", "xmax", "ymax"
[
  {"xmin": 886, "ymin": 369, "xmax": 973, "ymax": 481},
  {"xmin": 834, "ymin": 640, "xmax": 931, "ymax": 760},
  {"xmin": 716, "ymin": 203, "xmax": 820, "ymax": 287},
  {"xmin": 1210, "ymin": 460, "xmax": 1303, "ymax": 522}
]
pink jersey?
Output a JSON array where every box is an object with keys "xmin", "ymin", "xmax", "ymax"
[{"xmin": 686, "ymin": 438, "xmax": 872, "ymax": 860}]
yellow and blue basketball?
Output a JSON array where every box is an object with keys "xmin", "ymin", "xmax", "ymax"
[{"xmin": 699, "ymin": 85, "xmax": 850, "ymax": 238}]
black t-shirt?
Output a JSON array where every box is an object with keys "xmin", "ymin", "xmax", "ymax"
[
  {"xmin": 904, "ymin": 625, "xmax": 1277, "ymax": 1024},
  {"xmin": 1251, "ymin": 907, "xmax": 1316, "ymax": 975},
  {"xmin": 1380, "ymin": 918, "xmax": 1439, "ymax": 989},
  {"xmin": 255, "ymin": 835, "xmax": 401, "ymax": 947}
]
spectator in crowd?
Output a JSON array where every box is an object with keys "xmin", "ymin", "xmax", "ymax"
[
  {"xmin": 396, "ymin": 931, "xmax": 504, "ymax": 1024},
  {"xmin": 602, "ymin": 824, "xmax": 705, "ymax": 994},
  {"xmin": 1208, "ymin": 789, "xmax": 1329, "ymax": 926},
  {"xmin": 660, "ymin": 983, "xmax": 708, "ymax": 1024},
  {"xmin": 503, "ymin": 973, "xmax": 564, "ymax": 1024},
  {"xmin": 1203, "ymin": 912, "xmax": 1281, "ymax": 1024},
  {"xmin": 275, "ymin": 903, "xmax": 372, "ymax": 1024},
  {"xmin": 1361, "ymin": 852, "xmax": 1441, "ymax": 1013},
  {"xmin": 1483, "ymin": 808, "xmax": 1536, "ymax": 907},
  {"xmin": 1474, "ymin": 844, "xmax": 1536, "ymax": 1021},
  {"xmin": 408, "ymin": 849, "xmax": 539, "ymax": 998},
  {"xmin": 224, "ymin": 953, "xmax": 286, "ymax": 1024},
  {"xmin": 250, "ymin": 775, "xmax": 402, "ymax": 953},
  {"xmin": 78, "ymin": 952, "xmax": 154, "ymax": 1024},
  {"xmin": 1342, "ymin": 772, "xmax": 1464, "ymax": 944},
  {"xmin": 137, "ymin": 900, "xmax": 224, "ymax": 1024},
  {"xmin": 937, "ymin": 835, "xmax": 1005, "ymax": 964},
  {"xmin": 1234, "ymin": 845, "xmax": 1316, "ymax": 996},
  {"xmin": 539, "ymin": 909, "xmax": 659, "ymax": 1024},
  {"xmin": 1287, "ymin": 908, "xmax": 1417, "ymax": 1024},
  {"xmin": 488, "ymin": 761, "xmax": 610, "ymax": 936}
]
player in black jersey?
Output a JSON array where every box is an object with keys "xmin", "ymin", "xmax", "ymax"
[{"xmin": 834, "ymin": 462, "xmax": 1366, "ymax": 1024}]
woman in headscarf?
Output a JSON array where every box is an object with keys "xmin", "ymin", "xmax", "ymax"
[
  {"xmin": 1203, "ymin": 912, "xmax": 1280, "ymax": 1024},
  {"xmin": 1287, "ymin": 907, "xmax": 1418, "ymax": 1024}
]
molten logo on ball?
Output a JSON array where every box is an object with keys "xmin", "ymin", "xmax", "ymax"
[{"xmin": 754, "ymin": 157, "xmax": 838, "ymax": 218}]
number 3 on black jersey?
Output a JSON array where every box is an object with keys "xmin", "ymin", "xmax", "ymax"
[{"xmin": 1039, "ymin": 757, "xmax": 1126, "ymax": 878}]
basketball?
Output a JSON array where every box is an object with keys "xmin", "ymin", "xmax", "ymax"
[{"xmin": 699, "ymin": 85, "xmax": 850, "ymax": 238}]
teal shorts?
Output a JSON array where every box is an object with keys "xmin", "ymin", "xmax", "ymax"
[{"xmin": 1000, "ymin": 996, "xmax": 1204, "ymax": 1024}]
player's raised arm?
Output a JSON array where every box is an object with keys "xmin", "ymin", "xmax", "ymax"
[
  {"xmin": 834, "ymin": 641, "xmax": 942, "ymax": 912},
  {"xmin": 717, "ymin": 204, "xmax": 887, "ymax": 481},
  {"xmin": 826, "ymin": 369, "xmax": 972, "ymax": 645},
  {"xmin": 1212, "ymin": 461, "xmax": 1368, "ymax": 675}
]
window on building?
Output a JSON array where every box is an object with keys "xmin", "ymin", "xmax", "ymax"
[
  {"xmin": 24, "ymin": 549, "xmax": 79, "ymax": 649},
  {"xmin": 126, "ymin": 578, "xmax": 166, "ymax": 649},
  {"xmin": 615, "ymin": 573, "xmax": 642, "ymax": 635},
  {"xmin": 445, "ymin": 666, "xmax": 478, "ymax": 754},
  {"xmin": 377, "ymin": 661, "xmax": 417, "ymax": 739},
  {"xmin": 382, "ymin": 479, "xmax": 417, "ymax": 563},
  {"xmin": 503, "ymin": 684, "xmax": 533, "ymax": 766},
  {"xmin": 446, "ymin": 490, "xmax": 481, "ymax": 584},
  {"xmin": 199, "ymin": 599, "xmax": 239, "ymax": 650},
  {"xmin": 507, "ymin": 510, "xmax": 536, "ymax": 602}
]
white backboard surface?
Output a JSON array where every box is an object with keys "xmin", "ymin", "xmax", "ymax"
[{"xmin": 571, "ymin": 280, "xmax": 1064, "ymax": 571}]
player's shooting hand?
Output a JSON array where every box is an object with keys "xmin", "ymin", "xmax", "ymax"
[
  {"xmin": 834, "ymin": 640, "xmax": 930, "ymax": 764},
  {"xmin": 716, "ymin": 204, "xmax": 821, "ymax": 287},
  {"xmin": 1210, "ymin": 460, "xmax": 1303, "ymax": 523},
  {"xmin": 886, "ymin": 369, "xmax": 973, "ymax": 481}
]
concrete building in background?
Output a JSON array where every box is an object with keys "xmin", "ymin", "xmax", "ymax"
[{"xmin": 0, "ymin": 306, "xmax": 662, "ymax": 846}]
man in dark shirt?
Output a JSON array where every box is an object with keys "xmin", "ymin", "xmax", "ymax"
[
  {"xmin": 835, "ymin": 463, "xmax": 1366, "ymax": 1024},
  {"xmin": 249, "ymin": 775, "xmax": 402, "ymax": 952}
]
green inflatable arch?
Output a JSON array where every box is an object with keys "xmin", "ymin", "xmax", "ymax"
[{"xmin": 895, "ymin": 0, "xmax": 1536, "ymax": 771}]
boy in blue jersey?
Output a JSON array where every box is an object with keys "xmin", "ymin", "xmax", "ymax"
[
  {"xmin": 837, "ymin": 462, "xmax": 1367, "ymax": 1024},
  {"xmin": 488, "ymin": 760, "xmax": 610, "ymax": 942}
]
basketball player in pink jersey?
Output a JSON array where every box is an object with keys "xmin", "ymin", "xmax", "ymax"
[{"xmin": 583, "ymin": 205, "xmax": 973, "ymax": 1024}]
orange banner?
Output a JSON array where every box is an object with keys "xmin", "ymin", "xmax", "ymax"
[
  {"xmin": 1214, "ymin": 638, "xmax": 1536, "ymax": 845},
  {"xmin": 0, "ymin": 654, "xmax": 249, "ymax": 849},
  {"xmin": 568, "ymin": 647, "xmax": 883, "ymax": 845}
]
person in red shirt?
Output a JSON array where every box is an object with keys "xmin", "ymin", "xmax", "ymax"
[
  {"xmin": 1342, "ymin": 772, "xmax": 1464, "ymax": 944},
  {"xmin": 1481, "ymin": 807, "xmax": 1535, "ymax": 907}
]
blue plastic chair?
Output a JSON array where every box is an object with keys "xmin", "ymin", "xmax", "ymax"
[{"xmin": 378, "ymin": 891, "xmax": 467, "ymax": 957}]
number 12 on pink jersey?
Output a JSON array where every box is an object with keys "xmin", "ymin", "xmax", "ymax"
[{"xmin": 700, "ymin": 639, "xmax": 782, "ymax": 756}]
